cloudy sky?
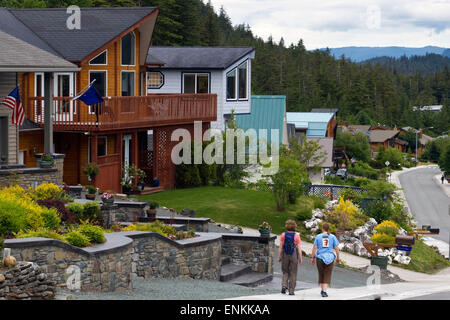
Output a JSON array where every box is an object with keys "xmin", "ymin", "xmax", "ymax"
[{"xmin": 209, "ymin": 0, "xmax": 450, "ymax": 49}]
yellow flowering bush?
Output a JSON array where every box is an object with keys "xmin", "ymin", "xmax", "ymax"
[
  {"xmin": 29, "ymin": 183, "xmax": 62, "ymax": 201},
  {"xmin": 0, "ymin": 185, "xmax": 61, "ymax": 236},
  {"xmin": 374, "ymin": 220, "xmax": 400, "ymax": 237},
  {"xmin": 326, "ymin": 196, "xmax": 368, "ymax": 231},
  {"xmin": 371, "ymin": 233, "xmax": 396, "ymax": 244}
]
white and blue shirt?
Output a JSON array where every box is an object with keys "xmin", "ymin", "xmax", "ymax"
[{"xmin": 314, "ymin": 232, "xmax": 339, "ymax": 265}]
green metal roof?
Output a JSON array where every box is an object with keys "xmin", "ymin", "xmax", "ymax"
[{"xmin": 235, "ymin": 95, "xmax": 285, "ymax": 144}]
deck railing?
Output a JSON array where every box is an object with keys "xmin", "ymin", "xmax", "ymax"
[{"xmin": 28, "ymin": 94, "xmax": 217, "ymax": 131}]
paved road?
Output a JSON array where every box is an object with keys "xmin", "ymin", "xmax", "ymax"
[
  {"xmin": 399, "ymin": 166, "xmax": 450, "ymax": 243},
  {"xmin": 406, "ymin": 291, "xmax": 450, "ymax": 300}
]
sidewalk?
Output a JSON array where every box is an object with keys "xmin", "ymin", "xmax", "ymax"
[{"xmin": 433, "ymin": 174, "xmax": 450, "ymax": 197}]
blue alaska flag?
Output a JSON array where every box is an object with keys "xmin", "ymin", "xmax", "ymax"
[{"xmin": 73, "ymin": 82, "xmax": 104, "ymax": 106}]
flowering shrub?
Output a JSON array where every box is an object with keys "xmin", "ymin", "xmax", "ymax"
[
  {"xmin": 371, "ymin": 233, "xmax": 395, "ymax": 244},
  {"xmin": 374, "ymin": 220, "xmax": 400, "ymax": 237},
  {"xmin": 29, "ymin": 183, "xmax": 62, "ymax": 201},
  {"xmin": 259, "ymin": 221, "xmax": 272, "ymax": 230},
  {"xmin": 167, "ymin": 230, "xmax": 197, "ymax": 241},
  {"xmin": 326, "ymin": 196, "xmax": 368, "ymax": 231}
]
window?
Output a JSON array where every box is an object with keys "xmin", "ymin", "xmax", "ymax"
[
  {"xmin": 226, "ymin": 60, "xmax": 248, "ymax": 100},
  {"xmin": 182, "ymin": 73, "xmax": 209, "ymax": 94},
  {"xmin": 121, "ymin": 32, "xmax": 135, "ymax": 66},
  {"xmin": 98, "ymin": 136, "xmax": 107, "ymax": 157},
  {"xmin": 89, "ymin": 50, "xmax": 107, "ymax": 65},
  {"xmin": 238, "ymin": 61, "xmax": 248, "ymax": 99},
  {"xmin": 146, "ymin": 72, "xmax": 164, "ymax": 89},
  {"xmin": 89, "ymin": 71, "xmax": 107, "ymax": 114},
  {"xmin": 121, "ymin": 71, "xmax": 135, "ymax": 96},
  {"xmin": 226, "ymin": 69, "xmax": 236, "ymax": 100}
]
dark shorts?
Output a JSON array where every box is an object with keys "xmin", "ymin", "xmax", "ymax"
[{"xmin": 316, "ymin": 259, "xmax": 334, "ymax": 284}]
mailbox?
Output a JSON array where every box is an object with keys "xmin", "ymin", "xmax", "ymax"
[
  {"xmin": 421, "ymin": 225, "xmax": 431, "ymax": 230},
  {"xmin": 395, "ymin": 235, "xmax": 415, "ymax": 246},
  {"xmin": 429, "ymin": 228, "xmax": 440, "ymax": 234}
]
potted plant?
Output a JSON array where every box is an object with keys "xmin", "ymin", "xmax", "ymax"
[
  {"xmin": 85, "ymin": 185, "xmax": 97, "ymax": 200},
  {"xmin": 146, "ymin": 202, "xmax": 159, "ymax": 222},
  {"xmin": 39, "ymin": 153, "xmax": 54, "ymax": 168},
  {"xmin": 258, "ymin": 221, "xmax": 272, "ymax": 237},
  {"xmin": 137, "ymin": 168, "xmax": 146, "ymax": 191},
  {"xmin": 82, "ymin": 162, "xmax": 99, "ymax": 182},
  {"xmin": 121, "ymin": 164, "xmax": 134, "ymax": 195},
  {"xmin": 101, "ymin": 192, "xmax": 114, "ymax": 206},
  {"xmin": 151, "ymin": 177, "xmax": 160, "ymax": 187}
]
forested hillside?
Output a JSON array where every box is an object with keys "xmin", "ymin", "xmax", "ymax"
[
  {"xmin": 2, "ymin": 0, "xmax": 449, "ymax": 136},
  {"xmin": 364, "ymin": 54, "xmax": 450, "ymax": 75}
]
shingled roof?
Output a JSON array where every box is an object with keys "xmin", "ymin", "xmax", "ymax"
[
  {"xmin": 0, "ymin": 29, "xmax": 78, "ymax": 72},
  {"xmin": 146, "ymin": 46, "xmax": 255, "ymax": 69},
  {"xmin": 369, "ymin": 130, "xmax": 400, "ymax": 143},
  {"xmin": 3, "ymin": 7, "xmax": 157, "ymax": 62}
]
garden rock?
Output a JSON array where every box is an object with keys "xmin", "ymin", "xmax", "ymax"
[
  {"xmin": 393, "ymin": 255, "xmax": 411, "ymax": 265},
  {"xmin": 312, "ymin": 209, "xmax": 325, "ymax": 219},
  {"xmin": 325, "ymin": 200, "xmax": 338, "ymax": 210}
]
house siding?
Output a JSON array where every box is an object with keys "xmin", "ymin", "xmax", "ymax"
[
  {"xmin": 147, "ymin": 54, "xmax": 253, "ymax": 131},
  {"xmin": 0, "ymin": 72, "xmax": 18, "ymax": 164}
]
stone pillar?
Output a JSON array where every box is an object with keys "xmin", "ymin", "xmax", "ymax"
[
  {"xmin": 34, "ymin": 153, "xmax": 65, "ymax": 185},
  {"xmin": 101, "ymin": 203, "xmax": 117, "ymax": 228}
]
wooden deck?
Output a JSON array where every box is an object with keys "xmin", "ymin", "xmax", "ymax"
[{"xmin": 28, "ymin": 94, "xmax": 217, "ymax": 132}]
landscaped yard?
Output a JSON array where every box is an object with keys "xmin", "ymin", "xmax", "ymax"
[
  {"xmin": 397, "ymin": 240, "xmax": 450, "ymax": 274},
  {"xmin": 138, "ymin": 186, "xmax": 315, "ymax": 235}
]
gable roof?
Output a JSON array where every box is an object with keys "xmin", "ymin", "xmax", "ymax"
[
  {"xmin": 0, "ymin": 29, "xmax": 78, "ymax": 72},
  {"xmin": 369, "ymin": 130, "xmax": 399, "ymax": 143},
  {"xmin": 286, "ymin": 112, "xmax": 335, "ymax": 138},
  {"xmin": 146, "ymin": 46, "xmax": 255, "ymax": 69},
  {"xmin": 5, "ymin": 7, "xmax": 157, "ymax": 62},
  {"xmin": 235, "ymin": 96, "xmax": 285, "ymax": 144}
]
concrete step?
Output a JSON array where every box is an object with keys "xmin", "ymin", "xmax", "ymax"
[
  {"xmin": 229, "ymin": 271, "xmax": 274, "ymax": 287},
  {"xmin": 221, "ymin": 256, "xmax": 231, "ymax": 266},
  {"xmin": 220, "ymin": 263, "xmax": 251, "ymax": 282}
]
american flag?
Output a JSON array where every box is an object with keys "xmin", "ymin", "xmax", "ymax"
[{"xmin": 0, "ymin": 86, "xmax": 24, "ymax": 126}]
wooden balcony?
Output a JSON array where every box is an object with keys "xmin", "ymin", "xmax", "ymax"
[{"xmin": 28, "ymin": 94, "xmax": 217, "ymax": 132}]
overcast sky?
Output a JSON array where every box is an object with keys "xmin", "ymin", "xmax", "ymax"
[{"xmin": 209, "ymin": 0, "xmax": 450, "ymax": 49}]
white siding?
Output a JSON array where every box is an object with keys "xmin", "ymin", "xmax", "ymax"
[
  {"xmin": 0, "ymin": 72, "xmax": 18, "ymax": 165},
  {"xmin": 147, "ymin": 53, "xmax": 253, "ymax": 131}
]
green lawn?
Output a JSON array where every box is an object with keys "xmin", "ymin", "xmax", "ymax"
[
  {"xmin": 398, "ymin": 239, "xmax": 450, "ymax": 274},
  {"xmin": 137, "ymin": 186, "xmax": 314, "ymax": 235}
]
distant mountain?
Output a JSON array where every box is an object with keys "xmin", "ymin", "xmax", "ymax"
[
  {"xmin": 364, "ymin": 53, "xmax": 450, "ymax": 75},
  {"xmin": 443, "ymin": 49, "xmax": 450, "ymax": 58},
  {"xmin": 323, "ymin": 46, "xmax": 448, "ymax": 62}
]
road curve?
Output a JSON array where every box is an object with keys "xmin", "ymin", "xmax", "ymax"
[{"xmin": 399, "ymin": 166, "xmax": 450, "ymax": 243}]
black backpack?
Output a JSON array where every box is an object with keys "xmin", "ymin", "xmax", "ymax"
[{"xmin": 283, "ymin": 232, "xmax": 296, "ymax": 255}]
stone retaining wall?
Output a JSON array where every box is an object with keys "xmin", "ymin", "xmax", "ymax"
[
  {"xmin": 0, "ymin": 167, "xmax": 60, "ymax": 189},
  {"xmin": 221, "ymin": 234, "xmax": 276, "ymax": 274},
  {"xmin": 0, "ymin": 261, "xmax": 56, "ymax": 300}
]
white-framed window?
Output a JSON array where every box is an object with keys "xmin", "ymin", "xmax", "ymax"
[
  {"xmin": 226, "ymin": 60, "xmax": 249, "ymax": 101},
  {"xmin": 88, "ymin": 71, "xmax": 107, "ymax": 114},
  {"xmin": 121, "ymin": 71, "xmax": 135, "ymax": 96},
  {"xmin": 182, "ymin": 73, "xmax": 209, "ymax": 94},
  {"xmin": 89, "ymin": 50, "xmax": 107, "ymax": 65},
  {"xmin": 146, "ymin": 71, "xmax": 164, "ymax": 89},
  {"xmin": 121, "ymin": 32, "xmax": 136, "ymax": 66}
]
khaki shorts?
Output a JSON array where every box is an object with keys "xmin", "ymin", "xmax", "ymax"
[{"xmin": 316, "ymin": 259, "xmax": 334, "ymax": 284}]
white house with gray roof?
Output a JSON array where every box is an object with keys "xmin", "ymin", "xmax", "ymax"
[{"xmin": 146, "ymin": 46, "xmax": 255, "ymax": 130}]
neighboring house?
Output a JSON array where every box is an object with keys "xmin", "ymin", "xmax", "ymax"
[
  {"xmin": 146, "ymin": 46, "xmax": 255, "ymax": 130},
  {"xmin": 286, "ymin": 111, "xmax": 338, "ymax": 140},
  {"xmin": 400, "ymin": 126, "xmax": 435, "ymax": 157},
  {"xmin": 0, "ymin": 29, "xmax": 79, "ymax": 167},
  {"xmin": 306, "ymin": 137, "xmax": 334, "ymax": 184},
  {"xmin": 368, "ymin": 129, "xmax": 407, "ymax": 156},
  {"xmin": 234, "ymin": 95, "xmax": 288, "ymax": 147},
  {"xmin": 0, "ymin": 7, "xmax": 217, "ymax": 192}
]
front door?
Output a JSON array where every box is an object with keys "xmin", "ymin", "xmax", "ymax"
[{"xmin": 54, "ymin": 73, "xmax": 74, "ymax": 122}]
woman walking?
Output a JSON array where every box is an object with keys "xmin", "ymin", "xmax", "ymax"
[
  {"xmin": 311, "ymin": 223, "xmax": 340, "ymax": 298},
  {"xmin": 278, "ymin": 220, "xmax": 302, "ymax": 295}
]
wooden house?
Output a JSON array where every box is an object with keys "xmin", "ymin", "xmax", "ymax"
[{"xmin": 1, "ymin": 7, "xmax": 217, "ymax": 192}]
